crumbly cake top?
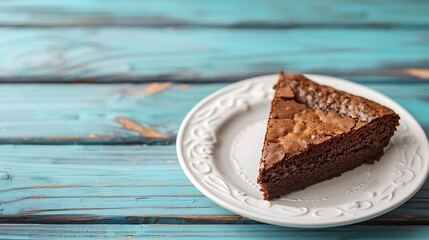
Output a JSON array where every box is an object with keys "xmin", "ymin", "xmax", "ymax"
[
  {"xmin": 261, "ymin": 72, "xmax": 396, "ymax": 170},
  {"xmin": 277, "ymin": 73, "xmax": 395, "ymax": 122}
]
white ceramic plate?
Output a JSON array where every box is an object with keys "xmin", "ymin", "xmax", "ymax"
[{"xmin": 176, "ymin": 74, "xmax": 429, "ymax": 228}]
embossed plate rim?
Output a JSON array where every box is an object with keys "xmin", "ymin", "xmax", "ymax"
[{"xmin": 177, "ymin": 74, "xmax": 429, "ymax": 228}]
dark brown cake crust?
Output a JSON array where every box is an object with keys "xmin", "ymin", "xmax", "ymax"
[{"xmin": 258, "ymin": 71, "xmax": 400, "ymax": 200}]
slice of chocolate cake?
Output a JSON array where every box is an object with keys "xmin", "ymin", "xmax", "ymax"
[{"xmin": 258, "ymin": 71, "xmax": 400, "ymax": 200}]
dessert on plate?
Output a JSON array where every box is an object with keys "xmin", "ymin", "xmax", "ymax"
[{"xmin": 258, "ymin": 71, "xmax": 400, "ymax": 200}]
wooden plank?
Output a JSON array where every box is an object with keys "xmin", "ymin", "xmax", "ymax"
[
  {"xmin": 0, "ymin": 83, "xmax": 426, "ymax": 144},
  {"xmin": 0, "ymin": 224, "xmax": 429, "ymax": 240},
  {"xmin": 0, "ymin": 0, "xmax": 427, "ymax": 28},
  {"xmin": 0, "ymin": 83, "xmax": 222, "ymax": 144},
  {"xmin": 0, "ymin": 145, "xmax": 429, "ymax": 225},
  {"xmin": 0, "ymin": 28, "xmax": 427, "ymax": 82}
]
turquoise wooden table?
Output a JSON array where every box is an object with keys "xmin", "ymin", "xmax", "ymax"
[{"xmin": 0, "ymin": 0, "xmax": 428, "ymax": 239}]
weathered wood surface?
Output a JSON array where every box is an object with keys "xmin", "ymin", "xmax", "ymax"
[
  {"xmin": 0, "ymin": 0, "xmax": 427, "ymax": 28},
  {"xmin": 0, "ymin": 0, "xmax": 427, "ymax": 236},
  {"xmin": 0, "ymin": 28, "xmax": 428, "ymax": 82},
  {"xmin": 0, "ymin": 83, "xmax": 221, "ymax": 144},
  {"xmin": 1, "ymin": 224, "xmax": 429, "ymax": 240},
  {"xmin": 0, "ymin": 145, "xmax": 428, "ymax": 225},
  {"xmin": 0, "ymin": 83, "xmax": 426, "ymax": 144}
]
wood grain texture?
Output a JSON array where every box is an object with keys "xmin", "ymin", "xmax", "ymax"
[
  {"xmin": 0, "ymin": 28, "xmax": 428, "ymax": 82},
  {"xmin": 0, "ymin": 83, "xmax": 426, "ymax": 144},
  {"xmin": 0, "ymin": 0, "xmax": 427, "ymax": 28},
  {"xmin": 1, "ymin": 224, "xmax": 429, "ymax": 240},
  {"xmin": 0, "ymin": 0, "xmax": 426, "ymax": 236},
  {"xmin": 0, "ymin": 83, "xmax": 222, "ymax": 144},
  {"xmin": 0, "ymin": 145, "xmax": 429, "ymax": 224}
]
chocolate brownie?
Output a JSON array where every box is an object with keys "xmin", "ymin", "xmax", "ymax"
[{"xmin": 257, "ymin": 71, "xmax": 400, "ymax": 200}]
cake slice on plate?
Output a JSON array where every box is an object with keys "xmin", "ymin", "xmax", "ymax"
[{"xmin": 258, "ymin": 71, "xmax": 400, "ymax": 200}]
